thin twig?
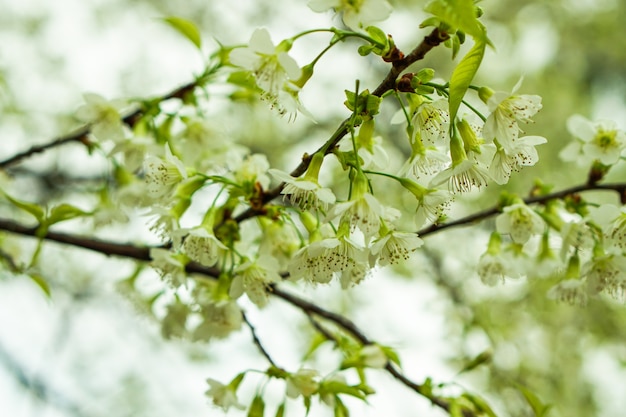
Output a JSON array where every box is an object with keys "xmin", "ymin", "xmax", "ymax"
[
  {"xmin": 418, "ymin": 182, "xmax": 626, "ymax": 237},
  {"xmin": 234, "ymin": 28, "xmax": 450, "ymax": 224},
  {"xmin": 0, "ymin": 82, "xmax": 197, "ymax": 170},
  {"xmin": 242, "ymin": 311, "xmax": 279, "ymax": 367}
]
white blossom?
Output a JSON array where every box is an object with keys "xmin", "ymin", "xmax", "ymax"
[
  {"xmin": 547, "ymin": 279, "xmax": 588, "ymax": 306},
  {"xmin": 585, "ymin": 254, "xmax": 626, "ymax": 299},
  {"xmin": 143, "ymin": 144, "xmax": 188, "ymax": 201},
  {"xmin": 371, "ymin": 230, "xmax": 423, "ymax": 266},
  {"xmin": 205, "ymin": 379, "xmax": 245, "ymax": 411},
  {"xmin": 181, "ymin": 227, "xmax": 227, "ymax": 267},
  {"xmin": 477, "ymin": 252, "xmax": 514, "ymax": 286},
  {"xmin": 149, "ymin": 248, "xmax": 187, "ymax": 288},
  {"xmin": 496, "ymin": 203, "xmax": 545, "ymax": 244},
  {"xmin": 412, "ymin": 99, "xmax": 450, "ymax": 146},
  {"xmin": 399, "ymin": 146, "xmax": 450, "ymax": 179},
  {"xmin": 325, "ymin": 192, "xmax": 383, "ymax": 240},
  {"xmin": 489, "ymin": 136, "xmax": 547, "ymax": 184},
  {"xmin": 288, "ymin": 237, "xmax": 368, "ymax": 285},
  {"xmin": 429, "ymin": 158, "xmax": 491, "ymax": 193},
  {"xmin": 483, "ymin": 80, "xmax": 542, "ymax": 149},
  {"xmin": 269, "ymin": 164, "xmax": 336, "ymax": 211},
  {"xmin": 308, "ymin": 0, "xmax": 392, "ymax": 30},
  {"xmin": 229, "ymin": 259, "xmax": 281, "ymax": 307},
  {"xmin": 193, "ymin": 301, "xmax": 242, "ymax": 341},
  {"xmin": 233, "ymin": 153, "xmax": 271, "ymax": 190},
  {"xmin": 230, "ymin": 28, "xmax": 301, "ymax": 98},
  {"xmin": 560, "ymin": 114, "xmax": 626, "ymax": 166},
  {"xmin": 76, "ymin": 93, "xmax": 127, "ymax": 142},
  {"xmin": 286, "ymin": 369, "xmax": 320, "ymax": 398}
]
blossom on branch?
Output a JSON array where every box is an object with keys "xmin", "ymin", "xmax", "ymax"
[
  {"xmin": 205, "ymin": 379, "xmax": 245, "ymax": 411},
  {"xmin": 559, "ymin": 114, "xmax": 626, "ymax": 166},
  {"xmin": 308, "ymin": 0, "xmax": 392, "ymax": 30},
  {"xmin": 496, "ymin": 203, "xmax": 545, "ymax": 244},
  {"xmin": 230, "ymin": 28, "xmax": 305, "ymax": 118},
  {"xmin": 76, "ymin": 92, "xmax": 128, "ymax": 142},
  {"xmin": 143, "ymin": 144, "xmax": 188, "ymax": 201},
  {"xmin": 229, "ymin": 259, "xmax": 281, "ymax": 308},
  {"xmin": 482, "ymin": 80, "xmax": 543, "ymax": 150},
  {"xmin": 269, "ymin": 153, "xmax": 336, "ymax": 211}
]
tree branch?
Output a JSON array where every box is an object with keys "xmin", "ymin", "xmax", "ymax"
[
  {"xmin": 418, "ymin": 182, "xmax": 626, "ymax": 237},
  {"xmin": 242, "ymin": 311, "xmax": 279, "ymax": 368},
  {"xmin": 0, "ymin": 82, "xmax": 197, "ymax": 170},
  {"xmin": 2, "ymin": 177, "xmax": 616, "ymax": 416},
  {"xmin": 234, "ymin": 28, "xmax": 450, "ymax": 224}
]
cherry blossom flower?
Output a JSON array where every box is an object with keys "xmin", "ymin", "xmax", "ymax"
[
  {"xmin": 496, "ymin": 203, "xmax": 545, "ymax": 244},
  {"xmin": 412, "ymin": 99, "xmax": 450, "ymax": 146},
  {"xmin": 400, "ymin": 146, "xmax": 450, "ymax": 179},
  {"xmin": 398, "ymin": 178, "xmax": 451, "ymax": 227},
  {"xmin": 489, "ymin": 135, "xmax": 547, "ymax": 184},
  {"xmin": 149, "ymin": 248, "xmax": 188, "ymax": 288},
  {"xmin": 288, "ymin": 236, "xmax": 368, "ymax": 285},
  {"xmin": 430, "ymin": 158, "xmax": 491, "ymax": 193},
  {"xmin": 326, "ymin": 192, "xmax": 383, "ymax": 240},
  {"xmin": 585, "ymin": 254, "xmax": 626, "ymax": 299},
  {"xmin": 547, "ymin": 279, "xmax": 588, "ymax": 306},
  {"xmin": 482, "ymin": 80, "xmax": 542, "ymax": 149},
  {"xmin": 180, "ymin": 226, "xmax": 228, "ymax": 267},
  {"xmin": 559, "ymin": 114, "xmax": 626, "ymax": 166},
  {"xmin": 230, "ymin": 28, "xmax": 301, "ymax": 100},
  {"xmin": 229, "ymin": 259, "xmax": 281, "ymax": 307},
  {"xmin": 308, "ymin": 0, "xmax": 392, "ymax": 30},
  {"xmin": 205, "ymin": 379, "xmax": 245, "ymax": 411},
  {"xmin": 370, "ymin": 230, "xmax": 423, "ymax": 266},
  {"xmin": 193, "ymin": 301, "xmax": 242, "ymax": 341},
  {"xmin": 269, "ymin": 153, "xmax": 335, "ymax": 211},
  {"xmin": 233, "ymin": 153, "xmax": 271, "ymax": 190},
  {"xmin": 143, "ymin": 144, "xmax": 188, "ymax": 201},
  {"xmin": 286, "ymin": 369, "xmax": 320, "ymax": 398},
  {"xmin": 76, "ymin": 92, "xmax": 128, "ymax": 142}
]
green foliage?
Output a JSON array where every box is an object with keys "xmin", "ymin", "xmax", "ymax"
[{"xmin": 162, "ymin": 16, "xmax": 203, "ymax": 50}]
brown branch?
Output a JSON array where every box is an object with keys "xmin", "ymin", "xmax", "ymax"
[
  {"xmin": 242, "ymin": 311, "xmax": 279, "ymax": 368},
  {"xmin": 234, "ymin": 28, "xmax": 450, "ymax": 224},
  {"xmin": 418, "ymin": 182, "xmax": 626, "ymax": 237},
  {"xmin": 0, "ymin": 82, "xmax": 197, "ymax": 170}
]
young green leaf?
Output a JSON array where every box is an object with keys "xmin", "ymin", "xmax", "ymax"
[
  {"xmin": 517, "ymin": 385, "xmax": 552, "ymax": 417},
  {"xmin": 448, "ymin": 36, "xmax": 485, "ymax": 125},
  {"xmin": 162, "ymin": 16, "xmax": 202, "ymax": 50},
  {"xmin": 47, "ymin": 203, "xmax": 91, "ymax": 226},
  {"xmin": 28, "ymin": 272, "xmax": 51, "ymax": 298},
  {"xmin": 248, "ymin": 396, "xmax": 265, "ymax": 417},
  {"xmin": 424, "ymin": 0, "xmax": 486, "ymax": 41},
  {"xmin": 3, "ymin": 193, "xmax": 45, "ymax": 223}
]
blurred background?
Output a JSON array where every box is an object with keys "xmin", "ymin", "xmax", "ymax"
[{"xmin": 1, "ymin": 0, "xmax": 626, "ymax": 416}]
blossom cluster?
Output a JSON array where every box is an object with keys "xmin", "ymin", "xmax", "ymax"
[{"xmin": 476, "ymin": 113, "xmax": 626, "ymax": 304}]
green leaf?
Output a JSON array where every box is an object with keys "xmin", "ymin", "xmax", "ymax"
[
  {"xmin": 462, "ymin": 392, "xmax": 498, "ymax": 417},
  {"xmin": 28, "ymin": 272, "xmax": 51, "ymax": 298},
  {"xmin": 47, "ymin": 203, "xmax": 90, "ymax": 226},
  {"xmin": 380, "ymin": 345, "xmax": 402, "ymax": 367},
  {"xmin": 248, "ymin": 396, "xmax": 265, "ymax": 417},
  {"xmin": 303, "ymin": 333, "xmax": 328, "ymax": 361},
  {"xmin": 334, "ymin": 396, "xmax": 349, "ymax": 417},
  {"xmin": 162, "ymin": 16, "xmax": 202, "ymax": 50},
  {"xmin": 320, "ymin": 380, "xmax": 367, "ymax": 400},
  {"xmin": 274, "ymin": 403, "xmax": 285, "ymax": 417},
  {"xmin": 424, "ymin": 0, "xmax": 486, "ymax": 41},
  {"xmin": 3, "ymin": 193, "xmax": 45, "ymax": 222},
  {"xmin": 458, "ymin": 349, "xmax": 492, "ymax": 374},
  {"xmin": 517, "ymin": 385, "xmax": 552, "ymax": 417},
  {"xmin": 448, "ymin": 36, "xmax": 485, "ymax": 125}
]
